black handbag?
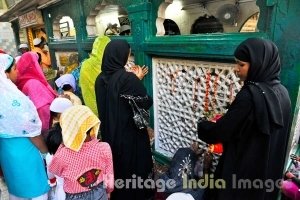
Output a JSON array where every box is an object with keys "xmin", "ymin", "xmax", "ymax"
[{"xmin": 121, "ymin": 95, "xmax": 150, "ymax": 129}]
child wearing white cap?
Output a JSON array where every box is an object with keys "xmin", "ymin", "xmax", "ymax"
[
  {"xmin": 50, "ymin": 97, "xmax": 73, "ymax": 126},
  {"xmin": 45, "ymin": 124, "xmax": 66, "ymax": 200},
  {"xmin": 55, "ymin": 74, "xmax": 82, "ymax": 105},
  {"xmin": 47, "ymin": 97, "xmax": 73, "ymax": 200}
]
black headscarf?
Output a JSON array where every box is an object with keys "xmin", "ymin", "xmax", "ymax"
[
  {"xmin": 234, "ymin": 38, "xmax": 284, "ymax": 135},
  {"xmin": 101, "ymin": 39, "xmax": 130, "ymax": 76},
  {"xmin": 95, "ymin": 40, "xmax": 131, "ymax": 149}
]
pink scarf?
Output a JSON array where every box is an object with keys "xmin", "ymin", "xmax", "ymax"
[
  {"xmin": 16, "ymin": 52, "xmax": 56, "ymax": 94},
  {"xmin": 16, "ymin": 52, "xmax": 57, "ymax": 106}
]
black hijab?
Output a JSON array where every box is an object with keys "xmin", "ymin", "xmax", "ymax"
[
  {"xmin": 234, "ymin": 38, "xmax": 284, "ymax": 135},
  {"xmin": 101, "ymin": 39, "xmax": 130, "ymax": 76},
  {"xmin": 95, "ymin": 40, "xmax": 131, "ymax": 149}
]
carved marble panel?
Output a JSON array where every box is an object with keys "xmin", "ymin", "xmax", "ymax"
[{"xmin": 153, "ymin": 57, "xmax": 242, "ymax": 157}]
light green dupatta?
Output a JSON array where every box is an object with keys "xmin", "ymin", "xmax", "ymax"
[{"xmin": 79, "ymin": 36, "xmax": 110, "ymax": 116}]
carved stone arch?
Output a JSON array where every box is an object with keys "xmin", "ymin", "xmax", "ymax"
[
  {"xmin": 240, "ymin": 12, "xmax": 259, "ymax": 32},
  {"xmin": 86, "ymin": 3, "xmax": 106, "ymax": 36},
  {"xmin": 156, "ymin": 0, "xmax": 173, "ymax": 36},
  {"xmin": 52, "ymin": 15, "xmax": 75, "ymax": 39},
  {"xmin": 52, "ymin": 15, "xmax": 64, "ymax": 40},
  {"xmin": 86, "ymin": 2, "xmax": 129, "ymax": 36},
  {"xmin": 157, "ymin": 0, "xmax": 259, "ymax": 35},
  {"xmin": 157, "ymin": 0, "xmax": 184, "ymax": 36}
]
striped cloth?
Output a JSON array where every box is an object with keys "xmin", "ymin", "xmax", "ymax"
[{"xmin": 60, "ymin": 105, "xmax": 100, "ymax": 151}]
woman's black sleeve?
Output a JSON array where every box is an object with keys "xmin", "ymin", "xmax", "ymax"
[
  {"xmin": 121, "ymin": 73, "xmax": 153, "ymax": 110},
  {"xmin": 197, "ymin": 88, "xmax": 253, "ymax": 144}
]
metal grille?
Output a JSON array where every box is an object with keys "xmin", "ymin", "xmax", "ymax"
[{"xmin": 153, "ymin": 58, "xmax": 242, "ymax": 157}]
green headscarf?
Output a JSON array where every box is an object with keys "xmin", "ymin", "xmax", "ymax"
[{"xmin": 79, "ymin": 36, "xmax": 110, "ymax": 116}]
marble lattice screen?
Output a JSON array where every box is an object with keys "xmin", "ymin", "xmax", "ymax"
[{"xmin": 152, "ymin": 58, "xmax": 242, "ymax": 157}]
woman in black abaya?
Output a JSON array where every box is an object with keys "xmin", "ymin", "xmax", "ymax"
[
  {"xmin": 197, "ymin": 38, "xmax": 291, "ymax": 200},
  {"xmin": 95, "ymin": 40, "xmax": 153, "ymax": 200}
]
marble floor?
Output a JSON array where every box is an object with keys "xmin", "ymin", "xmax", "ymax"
[{"xmin": 0, "ymin": 178, "xmax": 8, "ymax": 200}]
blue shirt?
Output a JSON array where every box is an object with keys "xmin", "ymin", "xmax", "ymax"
[{"xmin": 0, "ymin": 137, "xmax": 50, "ymax": 198}]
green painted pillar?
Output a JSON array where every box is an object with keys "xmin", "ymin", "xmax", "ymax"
[
  {"xmin": 11, "ymin": 20, "xmax": 20, "ymax": 48},
  {"xmin": 42, "ymin": 10, "xmax": 56, "ymax": 68},
  {"xmin": 127, "ymin": 2, "xmax": 154, "ymax": 126},
  {"xmin": 73, "ymin": 0, "xmax": 88, "ymax": 62},
  {"xmin": 127, "ymin": 2, "xmax": 152, "ymax": 91},
  {"xmin": 271, "ymin": 0, "xmax": 300, "ymax": 111}
]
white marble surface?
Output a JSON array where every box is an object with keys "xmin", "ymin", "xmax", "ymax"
[{"xmin": 0, "ymin": 177, "xmax": 8, "ymax": 200}]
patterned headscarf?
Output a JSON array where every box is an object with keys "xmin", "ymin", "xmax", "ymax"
[
  {"xmin": 0, "ymin": 54, "xmax": 42, "ymax": 138},
  {"xmin": 60, "ymin": 105, "xmax": 100, "ymax": 151}
]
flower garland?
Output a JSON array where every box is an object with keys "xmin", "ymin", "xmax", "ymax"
[
  {"xmin": 208, "ymin": 114, "xmax": 223, "ymax": 154},
  {"xmin": 169, "ymin": 69, "xmax": 186, "ymax": 94},
  {"xmin": 204, "ymin": 72, "xmax": 211, "ymax": 113},
  {"xmin": 211, "ymin": 74, "xmax": 219, "ymax": 111},
  {"xmin": 192, "ymin": 77, "xmax": 201, "ymax": 112},
  {"xmin": 229, "ymin": 80, "xmax": 234, "ymax": 103}
]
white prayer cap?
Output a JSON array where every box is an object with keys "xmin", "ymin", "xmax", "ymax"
[
  {"xmin": 50, "ymin": 97, "xmax": 73, "ymax": 113},
  {"xmin": 33, "ymin": 38, "xmax": 42, "ymax": 46},
  {"xmin": 166, "ymin": 193, "xmax": 195, "ymax": 200},
  {"xmin": 55, "ymin": 74, "xmax": 76, "ymax": 92},
  {"xmin": 19, "ymin": 43, "xmax": 28, "ymax": 49}
]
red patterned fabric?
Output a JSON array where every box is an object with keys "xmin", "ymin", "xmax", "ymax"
[{"xmin": 49, "ymin": 139, "xmax": 114, "ymax": 194}]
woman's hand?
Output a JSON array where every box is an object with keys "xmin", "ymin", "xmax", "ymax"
[
  {"xmin": 131, "ymin": 65, "xmax": 148, "ymax": 80},
  {"xmin": 285, "ymin": 171, "xmax": 296, "ymax": 179}
]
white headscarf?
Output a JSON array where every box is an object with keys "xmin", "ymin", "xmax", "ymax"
[
  {"xmin": 0, "ymin": 54, "xmax": 42, "ymax": 138},
  {"xmin": 55, "ymin": 74, "xmax": 76, "ymax": 92},
  {"xmin": 0, "ymin": 54, "xmax": 14, "ymax": 71}
]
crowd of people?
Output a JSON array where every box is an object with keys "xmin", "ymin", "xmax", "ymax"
[{"xmin": 0, "ymin": 37, "xmax": 294, "ymax": 200}]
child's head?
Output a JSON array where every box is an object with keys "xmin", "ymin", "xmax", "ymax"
[
  {"xmin": 46, "ymin": 123, "xmax": 63, "ymax": 154},
  {"xmin": 62, "ymin": 84, "xmax": 73, "ymax": 91},
  {"xmin": 60, "ymin": 105, "xmax": 100, "ymax": 151},
  {"xmin": 55, "ymin": 74, "xmax": 76, "ymax": 92},
  {"xmin": 50, "ymin": 97, "xmax": 73, "ymax": 122}
]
